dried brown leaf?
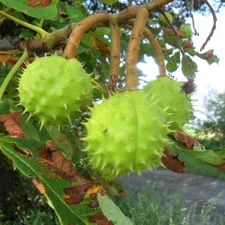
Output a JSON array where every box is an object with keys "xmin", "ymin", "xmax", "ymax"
[
  {"xmin": 39, "ymin": 141, "xmax": 85, "ymax": 182},
  {"xmin": 88, "ymin": 212, "xmax": 113, "ymax": 225},
  {"xmin": 32, "ymin": 178, "xmax": 46, "ymax": 194},
  {"xmin": 63, "ymin": 182, "xmax": 93, "ymax": 205},
  {"xmin": 0, "ymin": 112, "xmax": 25, "ymax": 139},
  {"xmin": 0, "ymin": 55, "xmax": 34, "ymax": 68},
  {"xmin": 163, "ymin": 28, "xmax": 185, "ymax": 37},
  {"xmin": 162, "ymin": 147, "xmax": 186, "ymax": 173},
  {"xmin": 172, "ymin": 131, "xmax": 201, "ymax": 149}
]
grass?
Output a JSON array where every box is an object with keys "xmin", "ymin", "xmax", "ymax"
[
  {"xmin": 114, "ymin": 180, "xmax": 225, "ymax": 225},
  {"xmin": 0, "ymin": 209, "xmax": 60, "ymax": 225}
]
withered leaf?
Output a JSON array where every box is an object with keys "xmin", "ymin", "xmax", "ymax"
[
  {"xmin": 63, "ymin": 182, "xmax": 93, "ymax": 205},
  {"xmin": 39, "ymin": 141, "xmax": 85, "ymax": 182},
  {"xmin": 0, "ymin": 112, "xmax": 25, "ymax": 139},
  {"xmin": 88, "ymin": 212, "xmax": 113, "ymax": 225},
  {"xmin": 212, "ymin": 163, "xmax": 225, "ymax": 171},
  {"xmin": 163, "ymin": 28, "xmax": 185, "ymax": 37},
  {"xmin": 0, "ymin": 55, "xmax": 34, "ymax": 68},
  {"xmin": 172, "ymin": 131, "xmax": 201, "ymax": 149},
  {"xmin": 162, "ymin": 147, "xmax": 186, "ymax": 173},
  {"xmin": 32, "ymin": 178, "xmax": 46, "ymax": 194},
  {"xmin": 183, "ymin": 40, "xmax": 193, "ymax": 48},
  {"xmin": 27, "ymin": 0, "xmax": 52, "ymax": 7}
]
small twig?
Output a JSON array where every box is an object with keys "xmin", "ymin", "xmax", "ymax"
[
  {"xmin": 200, "ymin": 0, "xmax": 217, "ymax": 51},
  {"xmin": 0, "ymin": 10, "xmax": 48, "ymax": 39},
  {"xmin": 106, "ymin": 15, "xmax": 121, "ymax": 95},
  {"xmin": 62, "ymin": 13, "xmax": 109, "ymax": 59},
  {"xmin": 160, "ymin": 10, "xmax": 195, "ymax": 76},
  {"xmin": 186, "ymin": 0, "xmax": 199, "ymax": 36}
]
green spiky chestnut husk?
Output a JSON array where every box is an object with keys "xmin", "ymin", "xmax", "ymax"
[
  {"xmin": 83, "ymin": 90, "xmax": 170, "ymax": 180},
  {"xmin": 143, "ymin": 77, "xmax": 192, "ymax": 131},
  {"xmin": 158, "ymin": 12, "xmax": 173, "ymax": 25},
  {"xmin": 180, "ymin": 25, "xmax": 192, "ymax": 38},
  {"xmin": 18, "ymin": 56, "xmax": 92, "ymax": 126}
]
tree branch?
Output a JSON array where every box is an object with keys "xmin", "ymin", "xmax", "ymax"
[{"xmin": 62, "ymin": 13, "xmax": 109, "ymax": 59}]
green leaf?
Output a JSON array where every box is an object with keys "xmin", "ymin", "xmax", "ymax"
[
  {"xmin": 19, "ymin": 114, "xmax": 41, "ymax": 141},
  {"xmin": 181, "ymin": 56, "xmax": 197, "ymax": 76},
  {"xmin": 45, "ymin": 126, "xmax": 74, "ymax": 158},
  {"xmin": 66, "ymin": 2, "xmax": 85, "ymax": 22},
  {"xmin": 166, "ymin": 51, "xmax": 180, "ymax": 72},
  {"xmin": 0, "ymin": 99, "xmax": 10, "ymax": 114},
  {"xmin": 0, "ymin": 0, "xmax": 59, "ymax": 20},
  {"xmin": 182, "ymin": 148, "xmax": 225, "ymax": 165},
  {"xmin": 97, "ymin": 194, "xmax": 134, "ymax": 225},
  {"xmin": 92, "ymin": 27, "xmax": 110, "ymax": 37},
  {"xmin": 0, "ymin": 135, "xmax": 99, "ymax": 225}
]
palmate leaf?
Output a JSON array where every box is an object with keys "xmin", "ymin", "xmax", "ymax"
[
  {"xmin": 0, "ymin": 0, "xmax": 59, "ymax": 20},
  {"xmin": 0, "ymin": 135, "xmax": 100, "ymax": 225}
]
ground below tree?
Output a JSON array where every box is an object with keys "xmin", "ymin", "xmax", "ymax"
[{"xmin": 120, "ymin": 168, "xmax": 225, "ymax": 224}]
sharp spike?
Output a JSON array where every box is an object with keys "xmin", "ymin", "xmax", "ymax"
[
  {"xmin": 21, "ymin": 109, "xmax": 28, "ymax": 115},
  {"xmin": 26, "ymin": 113, "xmax": 32, "ymax": 122},
  {"xmin": 67, "ymin": 116, "xmax": 72, "ymax": 124},
  {"xmin": 39, "ymin": 119, "xmax": 46, "ymax": 130}
]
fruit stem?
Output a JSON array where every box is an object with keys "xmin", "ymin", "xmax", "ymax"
[
  {"xmin": 62, "ymin": 13, "xmax": 109, "ymax": 59},
  {"xmin": 0, "ymin": 50, "xmax": 28, "ymax": 101},
  {"xmin": 125, "ymin": 7, "xmax": 149, "ymax": 89},
  {"xmin": 128, "ymin": 20, "xmax": 166, "ymax": 77},
  {"xmin": 0, "ymin": 10, "xmax": 48, "ymax": 39},
  {"xmin": 106, "ymin": 15, "xmax": 121, "ymax": 95}
]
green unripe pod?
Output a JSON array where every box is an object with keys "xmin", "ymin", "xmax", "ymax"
[
  {"xmin": 83, "ymin": 90, "xmax": 170, "ymax": 180},
  {"xmin": 158, "ymin": 12, "xmax": 173, "ymax": 25},
  {"xmin": 18, "ymin": 56, "xmax": 93, "ymax": 127},
  {"xmin": 143, "ymin": 77, "xmax": 193, "ymax": 131},
  {"xmin": 180, "ymin": 25, "xmax": 192, "ymax": 38}
]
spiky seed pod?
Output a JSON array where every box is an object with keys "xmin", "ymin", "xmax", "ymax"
[
  {"xmin": 83, "ymin": 90, "xmax": 170, "ymax": 180},
  {"xmin": 180, "ymin": 25, "xmax": 192, "ymax": 38},
  {"xmin": 143, "ymin": 76, "xmax": 193, "ymax": 131},
  {"xmin": 158, "ymin": 12, "xmax": 173, "ymax": 25},
  {"xmin": 18, "ymin": 56, "xmax": 93, "ymax": 127}
]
